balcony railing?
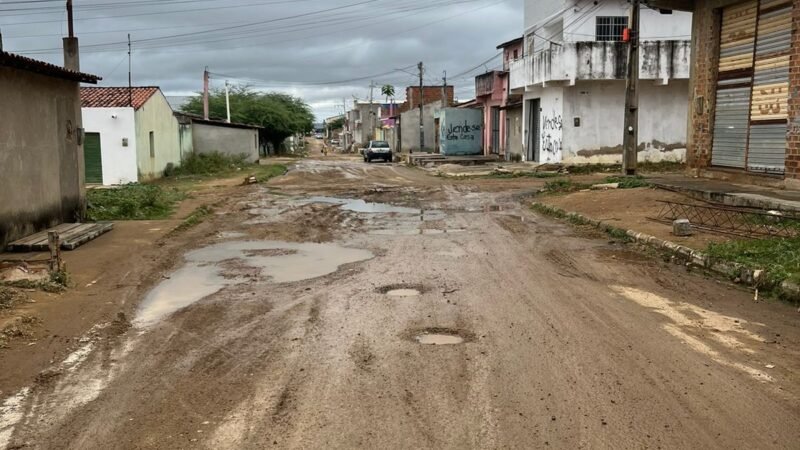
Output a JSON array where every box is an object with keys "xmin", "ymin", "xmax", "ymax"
[{"xmin": 509, "ymin": 40, "xmax": 691, "ymax": 90}]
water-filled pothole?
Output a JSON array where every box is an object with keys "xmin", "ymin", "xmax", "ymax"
[
  {"xmin": 377, "ymin": 284, "xmax": 427, "ymax": 297},
  {"xmin": 411, "ymin": 328, "xmax": 472, "ymax": 346}
]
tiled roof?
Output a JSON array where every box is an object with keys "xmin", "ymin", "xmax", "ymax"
[
  {"xmin": 80, "ymin": 86, "xmax": 160, "ymax": 109},
  {"xmin": 0, "ymin": 51, "xmax": 100, "ymax": 83}
]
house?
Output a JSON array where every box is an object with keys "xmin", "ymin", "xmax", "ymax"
[
  {"xmin": 435, "ymin": 107, "xmax": 484, "ymax": 156},
  {"xmin": 0, "ymin": 50, "xmax": 100, "ymax": 248},
  {"xmin": 80, "ymin": 86, "xmax": 181, "ymax": 185},
  {"xmin": 396, "ymin": 85, "xmax": 455, "ymax": 153},
  {"xmin": 344, "ymin": 102, "xmax": 382, "ymax": 149},
  {"xmin": 175, "ymin": 113, "xmax": 261, "ymax": 163},
  {"xmin": 646, "ymin": 0, "xmax": 797, "ymax": 186},
  {"xmin": 473, "ymin": 37, "xmax": 525, "ymax": 157},
  {"xmin": 509, "ymin": 0, "xmax": 693, "ymax": 163}
]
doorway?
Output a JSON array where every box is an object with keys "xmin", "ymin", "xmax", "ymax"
[
  {"xmin": 490, "ymin": 107, "xmax": 501, "ymax": 155},
  {"xmin": 84, "ymin": 132, "xmax": 103, "ymax": 184},
  {"xmin": 526, "ymin": 99, "xmax": 540, "ymax": 162}
]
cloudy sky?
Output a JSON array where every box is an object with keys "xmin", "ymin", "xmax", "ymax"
[{"xmin": 2, "ymin": 0, "xmax": 521, "ymax": 120}]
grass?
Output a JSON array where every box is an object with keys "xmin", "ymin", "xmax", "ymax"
[
  {"xmin": 87, "ymin": 184, "xmax": 185, "ymax": 221},
  {"xmin": 542, "ymin": 178, "xmax": 592, "ymax": 194},
  {"xmin": 564, "ymin": 161, "xmax": 685, "ymax": 175},
  {"xmin": 172, "ymin": 205, "xmax": 213, "ymax": 234},
  {"xmin": 170, "ymin": 152, "xmax": 249, "ymax": 177},
  {"xmin": 604, "ymin": 175, "xmax": 651, "ymax": 189},
  {"xmin": 531, "ymin": 203, "xmax": 632, "ymax": 242},
  {"xmin": 707, "ymin": 237, "xmax": 800, "ymax": 286}
]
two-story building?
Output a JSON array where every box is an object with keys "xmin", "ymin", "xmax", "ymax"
[
  {"xmin": 474, "ymin": 37, "xmax": 525, "ymax": 157},
  {"xmin": 510, "ymin": 0, "xmax": 693, "ymax": 164}
]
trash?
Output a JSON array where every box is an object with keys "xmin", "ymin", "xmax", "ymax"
[
  {"xmin": 754, "ymin": 289, "xmax": 759, "ymax": 303},
  {"xmin": 672, "ymin": 219, "xmax": 692, "ymax": 237},
  {"xmin": 765, "ymin": 364, "xmax": 775, "ymax": 369},
  {"xmin": 243, "ymin": 175, "xmax": 258, "ymax": 185}
]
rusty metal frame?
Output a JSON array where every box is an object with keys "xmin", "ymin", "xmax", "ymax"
[{"xmin": 652, "ymin": 200, "xmax": 800, "ymax": 238}]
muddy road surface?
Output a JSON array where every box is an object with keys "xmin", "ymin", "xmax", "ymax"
[{"xmin": 2, "ymin": 157, "xmax": 799, "ymax": 449}]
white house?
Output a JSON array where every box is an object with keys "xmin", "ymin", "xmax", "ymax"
[
  {"xmin": 81, "ymin": 86, "xmax": 182, "ymax": 185},
  {"xmin": 510, "ymin": 0, "xmax": 693, "ymax": 164}
]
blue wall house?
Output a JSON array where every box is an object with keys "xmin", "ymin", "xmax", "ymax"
[{"xmin": 436, "ymin": 108, "xmax": 483, "ymax": 156}]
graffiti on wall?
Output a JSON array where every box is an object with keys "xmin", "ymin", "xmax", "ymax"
[
  {"xmin": 445, "ymin": 120, "xmax": 482, "ymax": 141},
  {"xmin": 541, "ymin": 111, "xmax": 562, "ymax": 157}
]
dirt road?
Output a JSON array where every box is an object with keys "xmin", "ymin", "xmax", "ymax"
[{"xmin": 2, "ymin": 156, "xmax": 799, "ymax": 449}]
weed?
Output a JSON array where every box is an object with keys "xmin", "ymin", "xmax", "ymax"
[
  {"xmin": 49, "ymin": 266, "xmax": 71, "ymax": 288},
  {"xmin": 542, "ymin": 178, "xmax": 591, "ymax": 193},
  {"xmin": 604, "ymin": 175, "xmax": 651, "ymax": 189},
  {"xmin": 1, "ymin": 278, "xmax": 66, "ymax": 293},
  {"xmin": 172, "ymin": 205, "xmax": 213, "ymax": 234},
  {"xmin": 0, "ymin": 287, "xmax": 26, "ymax": 310},
  {"xmin": 486, "ymin": 171, "xmax": 561, "ymax": 179},
  {"xmin": 707, "ymin": 237, "xmax": 800, "ymax": 286},
  {"xmin": 87, "ymin": 184, "xmax": 184, "ymax": 221},
  {"xmin": 172, "ymin": 152, "xmax": 249, "ymax": 176}
]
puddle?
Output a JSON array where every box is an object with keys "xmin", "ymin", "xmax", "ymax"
[
  {"xmin": 298, "ymin": 196, "xmax": 422, "ymax": 214},
  {"xmin": 416, "ymin": 334, "xmax": 464, "ymax": 345},
  {"xmin": 217, "ymin": 231, "xmax": 247, "ymax": 239},
  {"xmin": 386, "ymin": 289, "xmax": 420, "ymax": 297},
  {"xmin": 134, "ymin": 241, "xmax": 373, "ymax": 327}
]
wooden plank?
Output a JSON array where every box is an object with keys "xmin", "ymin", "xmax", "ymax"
[{"xmin": 7, "ymin": 222, "xmax": 114, "ymax": 252}]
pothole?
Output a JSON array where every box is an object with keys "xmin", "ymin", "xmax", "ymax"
[
  {"xmin": 377, "ymin": 284, "xmax": 427, "ymax": 296},
  {"xmin": 411, "ymin": 328, "xmax": 472, "ymax": 345}
]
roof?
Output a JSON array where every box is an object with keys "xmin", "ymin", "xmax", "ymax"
[
  {"xmin": 0, "ymin": 51, "xmax": 100, "ymax": 84},
  {"xmin": 497, "ymin": 36, "xmax": 523, "ymax": 50},
  {"xmin": 174, "ymin": 112, "xmax": 262, "ymax": 130},
  {"xmin": 81, "ymin": 86, "xmax": 160, "ymax": 109}
]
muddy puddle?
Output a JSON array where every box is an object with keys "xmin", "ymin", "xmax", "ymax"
[
  {"xmin": 134, "ymin": 241, "xmax": 373, "ymax": 327},
  {"xmin": 298, "ymin": 196, "xmax": 422, "ymax": 214}
]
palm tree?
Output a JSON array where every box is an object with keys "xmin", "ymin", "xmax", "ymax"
[{"xmin": 381, "ymin": 84, "xmax": 396, "ymax": 118}]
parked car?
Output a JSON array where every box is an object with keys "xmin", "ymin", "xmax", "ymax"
[
  {"xmin": 330, "ymin": 138, "xmax": 340, "ymax": 145},
  {"xmin": 314, "ymin": 133, "xmax": 324, "ymax": 139},
  {"xmin": 362, "ymin": 140, "xmax": 392, "ymax": 163}
]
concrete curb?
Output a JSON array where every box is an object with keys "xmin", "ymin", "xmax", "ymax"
[{"xmin": 530, "ymin": 202, "xmax": 800, "ymax": 300}]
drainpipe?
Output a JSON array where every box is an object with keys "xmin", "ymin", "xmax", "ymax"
[{"xmin": 63, "ymin": 0, "xmax": 80, "ymax": 71}]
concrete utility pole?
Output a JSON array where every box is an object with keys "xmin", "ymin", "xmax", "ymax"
[
  {"xmin": 442, "ymin": 71, "xmax": 447, "ymax": 107},
  {"xmin": 127, "ymin": 34, "xmax": 133, "ymax": 108},
  {"xmin": 417, "ymin": 61, "xmax": 424, "ymax": 154},
  {"xmin": 62, "ymin": 0, "xmax": 79, "ymax": 71},
  {"xmin": 225, "ymin": 80, "xmax": 231, "ymax": 123},
  {"xmin": 622, "ymin": 0, "xmax": 640, "ymax": 176},
  {"xmin": 203, "ymin": 67, "xmax": 210, "ymax": 120},
  {"xmin": 369, "ymin": 80, "xmax": 376, "ymax": 140}
]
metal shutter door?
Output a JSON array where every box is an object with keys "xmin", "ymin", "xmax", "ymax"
[
  {"xmin": 84, "ymin": 133, "xmax": 103, "ymax": 184},
  {"xmin": 712, "ymin": 1, "xmax": 758, "ymax": 169},
  {"xmin": 748, "ymin": 0, "xmax": 791, "ymax": 174}
]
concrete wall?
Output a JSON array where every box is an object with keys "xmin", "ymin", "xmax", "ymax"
[
  {"xmin": 400, "ymin": 100, "xmax": 442, "ymax": 152},
  {"xmin": 192, "ymin": 123, "xmax": 259, "ymax": 163},
  {"xmin": 438, "ymin": 108, "xmax": 484, "ymax": 156},
  {"xmin": 0, "ymin": 66, "xmax": 85, "ymax": 247},
  {"xmin": 81, "ymin": 107, "xmax": 138, "ymax": 185},
  {"xmin": 522, "ymin": 86, "xmax": 564, "ymax": 163},
  {"xmin": 562, "ymin": 0, "xmax": 692, "ymax": 42},
  {"xmin": 135, "ymin": 91, "xmax": 181, "ymax": 180}
]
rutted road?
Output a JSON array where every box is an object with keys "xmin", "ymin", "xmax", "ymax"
[{"xmin": 2, "ymin": 157, "xmax": 799, "ymax": 449}]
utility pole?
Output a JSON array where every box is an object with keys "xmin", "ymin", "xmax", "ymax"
[
  {"xmin": 224, "ymin": 80, "xmax": 231, "ymax": 123},
  {"xmin": 622, "ymin": 0, "xmax": 640, "ymax": 176},
  {"xmin": 417, "ymin": 61, "xmax": 424, "ymax": 154},
  {"xmin": 0, "ymin": 28, "xmax": 3, "ymax": 52},
  {"xmin": 369, "ymin": 80, "xmax": 376, "ymax": 140},
  {"xmin": 66, "ymin": 0, "xmax": 74, "ymax": 38},
  {"xmin": 203, "ymin": 67, "xmax": 210, "ymax": 120},
  {"xmin": 343, "ymin": 97, "xmax": 349, "ymax": 150},
  {"xmin": 442, "ymin": 71, "xmax": 447, "ymax": 107},
  {"xmin": 127, "ymin": 34, "xmax": 133, "ymax": 108}
]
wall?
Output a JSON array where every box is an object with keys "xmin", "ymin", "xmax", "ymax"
[
  {"xmin": 192, "ymin": 123, "xmax": 259, "ymax": 163},
  {"xmin": 560, "ymin": 80, "xmax": 688, "ymax": 163},
  {"xmin": 400, "ymin": 100, "xmax": 442, "ymax": 152},
  {"xmin": 438, "ymin": 108, "xmax": 484, "ymax": 156},
  {"xmin": 562, "ymin": 0, "xmax": 692, "ymax": 42},
  {"xmin": 0, "ymin": 66, "xmax": 85, "ymax": 247},
  {"xmin": 135, "ymin": 91, "xmax": 181, "ymax": 180},
  {"xmin": 523, "ymin": 86, "xmax": 564, "ymax": 163},
  {"xmin": 81, "ymin": 107, "xmax": 138, "ymax": 185}
]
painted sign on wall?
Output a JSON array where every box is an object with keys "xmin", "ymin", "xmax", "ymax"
[{"xmin": 438, "ymin": 108, "xmax": 483, "ymax": 156}]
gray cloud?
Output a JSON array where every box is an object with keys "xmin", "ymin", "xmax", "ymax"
[{"xmin": 1, "ymin": 0, "xmax": 521, "ymax": 119}]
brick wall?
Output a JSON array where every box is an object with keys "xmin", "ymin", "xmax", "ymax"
[
  {"xmin": 400, "ymin": 86, "xmax": 454, "ymax": 112},
  {"xmin": 786, "ymin": 0, "xmax": 800, "ymax": 181},
  {"xmin": 686, "ymin": 2, "xmax": 721, "ymax": 171}
]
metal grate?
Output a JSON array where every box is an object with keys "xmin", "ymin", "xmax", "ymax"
[
  {"xmin": 596, "ymin": 16, "xmax": 628, "ymax": 42},
  {"xmin": 653, "ymin": 201, "xmax": 800, "ymax": 238}
]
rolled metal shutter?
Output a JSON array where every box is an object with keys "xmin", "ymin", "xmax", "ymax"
[
  {"xmin": 712, "ymin": 1, "xmax": 758, "ymax": 169},
  {"xmin": 748, "ymin": 0, "xmax": 791, "ymax": 174}
]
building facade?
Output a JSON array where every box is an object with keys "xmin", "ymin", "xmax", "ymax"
[
  {"xmin": 175, "ymin": 113, "xmax": 261, "ymax": 163},
  {"xmin": 81, "ymin": 87, "xmax": 182, "ymax": 185},
  {"xmin": 648, "ymin": 0, "xmax": 798, "ymax": 185},
  {"xmin": 0, "ymin": 51, "xmax": 100, "ymax": 247},
  {"xmin": 511, "ymin": 0, "xmax": 693, "ymax": 164}
]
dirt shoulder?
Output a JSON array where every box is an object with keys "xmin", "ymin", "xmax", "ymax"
[{"xmin": 0, "ymin": 171, "xmax": 282, "ymax": 397}]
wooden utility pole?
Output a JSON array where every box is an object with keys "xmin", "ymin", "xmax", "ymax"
[
  {"xmin": 442, "ymin": 71, "xmax": 447, "ymax": 107},
  {"xmin": 417, "ymin": 61, "xmax": 424, "ymax": 154},
  {"xmin": 622, "ymin": 0, "xmax": 640, "ymax": 176},
  {"xmin": 224, "ymin": 80, "xmax": 231, "ymax": 123},
  {"xmin": 203, "ymin": 67, "xmax": 210, "ymax": 120},
  {"xmin": 128, "ymin": 34, "xmax": 133, "ymax": 107}
]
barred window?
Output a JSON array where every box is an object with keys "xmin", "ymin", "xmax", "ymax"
[{"xmin": 596, "ymin": 16, "xmax": 628, "ymax": 41}]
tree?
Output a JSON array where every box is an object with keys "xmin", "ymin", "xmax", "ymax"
[
  {"xmin": 182, "ymin": 85, "xmax": 314, "ymax": 154},
  {"xmin": 381, "ymin": 84, "xmax": 395, "ymax": 104},
  {"xmin": 326, "ymin": 117, "xmax": 344, "ymax": 131}
]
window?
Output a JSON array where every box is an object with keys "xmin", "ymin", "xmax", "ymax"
[
  {"xmin": 149, "ymin": 131, "xmax": 155, "ymax": 158},
  {"xmin": 596, "ymin": 16, "xmax": 628, "ymax": 42},
  {"xmin": 513, "ymin": 49, "xmax": 519, "ymax": 60}
]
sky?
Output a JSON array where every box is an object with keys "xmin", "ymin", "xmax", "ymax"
[{"xmin": 1, "ymin": 0, "xmax": 522, "ymax": 120}]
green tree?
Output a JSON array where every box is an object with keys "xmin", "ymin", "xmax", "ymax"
[
  {"xmin": 182, "ymin": 85, "xmax": 314, "ymax": 154},
  {"xmin": 381, "ymin": 84, "xmax": 395, "ymax": 104}
]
